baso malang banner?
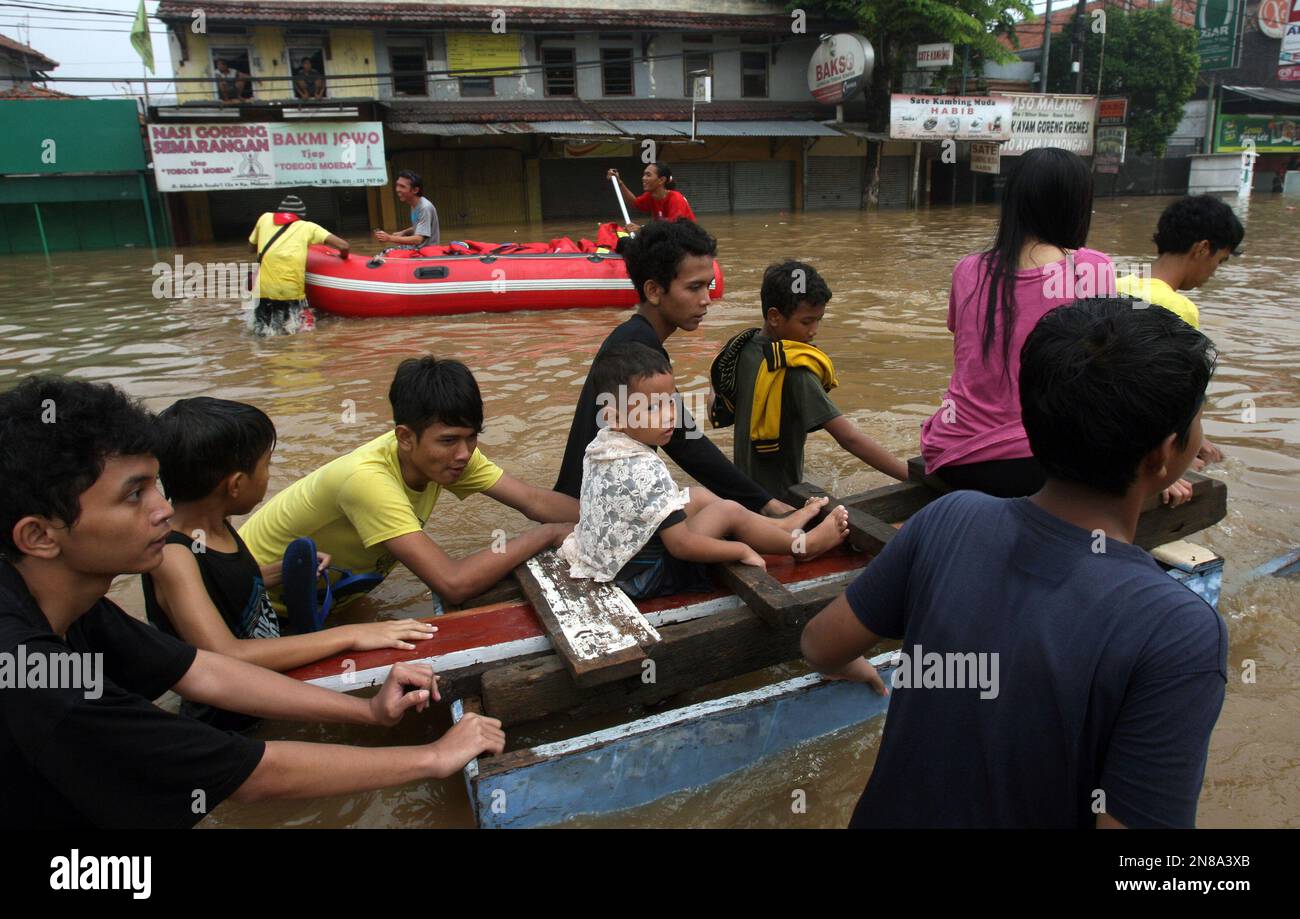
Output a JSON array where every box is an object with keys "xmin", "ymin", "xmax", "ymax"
[{"xmin": 148, "ymin": 121, "xmax": 388, "ymax": 192}]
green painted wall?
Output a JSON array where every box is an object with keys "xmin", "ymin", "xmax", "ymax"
[{"xmin": 0, "ymin": 99, "xmax": 146, "ymax": 175}]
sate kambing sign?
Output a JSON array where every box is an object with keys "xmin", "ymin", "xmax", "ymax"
[
  {"xmin": 147, "ymin": 121, "xmax": 388, "ymax": 192},
  {"xmin": 889, "ymin": 94, "xmax": 1014, "ymax": 141}
]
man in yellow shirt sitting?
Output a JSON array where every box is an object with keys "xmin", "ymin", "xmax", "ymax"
[
  {"xmin": 241, "ymin": 356, "xmax": 578, "ymax": 613},
  {"xmin": 1114, "ymin": 194, "xmax": 1244, "ymax": 331},
  {"xmin": 247, "ymin": 194, "xmax": 350, "ymax": 336},
  {"xmin": 1115, "ymin": 194, "xmax": 1244, "ymax": 475}
]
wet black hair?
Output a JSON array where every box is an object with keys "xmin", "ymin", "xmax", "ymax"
[
  {"xmin": 651, "ymin": 161, "xmax": 676, "ymax": 190},
  {"xmin": 589, "ymin": 342, "xmax": 672, "ymax": 407},
  {"xmin": 396, "ymin": 169, "xmax": 424, "ymax": 196},
  {"xmin": 154, "ymin": 397, "xmax": 277, "ymax": 503},
  {"xmin": 761, "ymin": 260, "xmax": 833, "ymax": 320},
  {"xmin": 1153, "ymin": 195, "xmax": 1245, "ymax": 256},
  {"xmin": 389, "ymin": 356, "xmax": 484, "ymax": 437},
  {"xmin": 1020, "ymin": 297, "xmax": 1216, "ymax": 497},
  {"xmin": 977, "ymin": 147, "xmax": 1094, "ymax": 368},
  {"xmin": 622, "ymin": 218, "xmax": 717, "ymax": 304},
  {"xmin": 0, "ymin": 376, "xmax": 159, "ymax": 559}
]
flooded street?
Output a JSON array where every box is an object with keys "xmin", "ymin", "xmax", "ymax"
[{"xmin": 1, "ymin": 196, "xmax": 1296, "ymax": 828}]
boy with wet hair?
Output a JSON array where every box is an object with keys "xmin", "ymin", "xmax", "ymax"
[
  {"xmin": 241, "ymin": 356, "xmax": 577, "ymax": 608},
  {"xmin": 711, "ymin": 259, "xmax": 907, "ymax": 500},
  {"xmin": 555, "ymin": 219, "xmax": 796, "ymax": 519},
  {"xmin": 561, "ymin": 342, "xmax": 848, "ymax": 599},
  {"xmin": 1115, "ymin": 194, "xmax": 1244, "ymax": 331},
  {"xmin": 802, "ymin": 298, "xmax": 1227, "ymax": 828},
  {"xmin": 143, "ymin": 397, "xmax": 436, "ymax": 730},
  {"xmin": 0, "ymin": 375, "xmax": 504, "ymax": 829}
]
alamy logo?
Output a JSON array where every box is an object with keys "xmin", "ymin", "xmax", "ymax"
[
  {"xmin": 889, "ymin": 644, "xmax": 1000, "ymax": 699},
  {"xmin": 0, "ymin": 645, "xmax": 103, "ymax": 699},
  {"xmin": 49, "ymin": 850, "xmax": 151, "ymax": 899}
]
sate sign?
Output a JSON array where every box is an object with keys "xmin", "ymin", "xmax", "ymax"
[
  {"xmin": 1000, "ymin": 93, "xmax": 1097, "ymax": 156},
  {"xmin": 808, "ymin": 33, "xmax": 874, "ymax": 105},
  {"xmin": 916, "ymin": 42, "xmax": 955, "ymax": 68},
  {"xmin": 1097, "ymin": 97, "xmax": 1128, "ymax": 126},
  {"xmin": 889, "ymin": 94, "xmax": 1013, "ymax": 141},
  {"xmin": 148, "ymin": 121, "xmax": 388, "ymax": 192},
  {"xmin": 970, "ymin": 142, "xmax": 1001, "ymax": 174}
]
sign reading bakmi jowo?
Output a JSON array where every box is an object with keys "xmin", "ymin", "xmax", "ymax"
[{"xmin": 148, "ymin": 121, "xmax": 388, "ymax": 192}]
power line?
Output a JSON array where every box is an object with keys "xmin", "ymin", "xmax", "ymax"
[{"xmin": 0, "ymin": 1, "xmax": 141, "ymax": 17}]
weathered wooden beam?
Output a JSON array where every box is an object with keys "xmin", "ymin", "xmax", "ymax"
[
  {"xmin": 480, "ymin": 576, "xmax": 854, "ymax": 728},
  {"xmin": 513, "ymin": 549, "xmax": 660, "ymax": 688},
  {"xmin": 788, "ymin": 479, "xmax": 936, "ymax": 524},
  {"xmin": 1134, "ymin": 472, "xmax": 1227, "ymax": 551},
  {"xmin": 713, "ymin": 562, "xmax": 799, "ymax": 627},
  {"xmin": 784, "ymin": 481, "xmax": 898, "ymax": 555}
]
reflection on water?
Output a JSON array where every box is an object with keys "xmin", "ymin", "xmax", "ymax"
[{"xmin": 2, "ymin": 196, "xmax": 1296, "ymax": 828}]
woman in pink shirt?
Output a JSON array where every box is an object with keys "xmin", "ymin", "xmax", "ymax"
[
  {"xmin": 607, "ymin": 162, "xmax": 697, "ymax": 228},
  {"xmin": 921, "ymin": 147, "xmax": 1114, "ymax": 496}
]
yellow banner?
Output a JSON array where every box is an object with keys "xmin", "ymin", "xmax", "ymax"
[{"xmin": 446, "ymin": 33, "xmax": 522, "ymax": 78}]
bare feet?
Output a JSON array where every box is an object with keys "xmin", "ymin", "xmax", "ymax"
[
  {"xmin": 781, "ymin": 495, "xmax": 828, "ymax": 534},
  {"xmin": 794, "ymin": 505, "xmax": 849, "ymax": 560}
]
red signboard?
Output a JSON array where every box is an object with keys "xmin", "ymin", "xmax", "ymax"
[{"xmin": 1097, "ymin": 97, "xmax": 1128, "ymax": 126}]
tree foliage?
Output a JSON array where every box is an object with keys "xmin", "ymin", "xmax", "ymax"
[{"xmin": 1046, "ymin": 7, "xmax": 1199, "ymax": 156}]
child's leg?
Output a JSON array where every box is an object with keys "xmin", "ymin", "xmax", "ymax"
[
  {"xmin": 685, "ymin": 487, "xmax": 828, "ymax": 534},
  {"xmin": 686, "ymin": 499, "xmax": 848, "ymax": 558}
]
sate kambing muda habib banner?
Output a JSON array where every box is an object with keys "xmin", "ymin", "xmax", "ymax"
[{"xmin": 148, "ymin": 122, "xmax": 388, "ymax": 192}]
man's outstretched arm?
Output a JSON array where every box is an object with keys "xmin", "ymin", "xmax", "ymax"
[
  {"xmin": 384, "ymin": 525, "xmax": 571, "ymax": 605},
  {"xmin": 484, "ymin": 472, "xmax": 579, "ymax": 523}
]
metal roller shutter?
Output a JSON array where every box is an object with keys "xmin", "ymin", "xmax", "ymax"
[
  {"xmin": 876, "ymin": 156, "xmax": 910, "ymax": 209},
  {"xmin": 207, "ymin": 186, "xmax": 339, "ymax": 239},
  {"xmin": 540, "ymin": 157, "xmax": 642, "ymax": 220},
  {"xmin": 806, "ymin": 156, "xmax": 864, "ymax": 209},
  {"xmin": 670, "ymin": 162, "xmax": 731, "ymax": 214},
  {"xmin": 732, "ymin": 160, "xmax": 793, "ymax": 211}
]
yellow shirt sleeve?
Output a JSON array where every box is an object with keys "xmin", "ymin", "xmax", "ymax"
[
  {"xmin": 446, "ymin": 448, "xmax": 505, "ymax": 500},
  {"xmin": 304, "ymin": 221, "xmax": 331, "ymax": 245},
  {"xmin": 247, "ymin": 216, "xmax": 262, "ymax": 247},
  {"xmin": 336, "ymin": 466, "xmax": 426, "ymax": 549}
]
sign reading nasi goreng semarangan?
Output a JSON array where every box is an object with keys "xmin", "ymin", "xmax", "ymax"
[{"xmin": 147, "ymin": 121, "xmax": 388, "ymax": 192}]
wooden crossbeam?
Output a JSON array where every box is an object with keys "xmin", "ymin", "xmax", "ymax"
[
  {"xmin": 513, "ymin": 549, "xmax": 660, "ymax": 689},
  {"xmin": 481, "ymin": 576, "xmax": 853, "ymax": 728}
]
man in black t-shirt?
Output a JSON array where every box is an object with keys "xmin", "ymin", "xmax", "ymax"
[
  {"xmin": 801, "ymin": 298, "xmax": 1228, "ymax": 828},
  {"xmin": 554, "ymin": 219, "xmax": 794, "ymax": 517},
  {"xmin": 0, "ymin": 376, "xmax": 505, "ymax": 829}
]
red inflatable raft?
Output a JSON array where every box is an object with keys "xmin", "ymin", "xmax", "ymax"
[{"xmin": 305, "ymin": 242, "xmax": 725, "ymax": 319}]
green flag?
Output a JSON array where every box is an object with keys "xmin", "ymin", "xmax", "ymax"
[{"xmin": 130, "ymin": 0, "xmax": 154, "ymax": 74}]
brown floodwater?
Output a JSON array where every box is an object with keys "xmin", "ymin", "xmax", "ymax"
[{"xmin": 1, "ymin": 195, "xmax": 1296, "ymax": 828}]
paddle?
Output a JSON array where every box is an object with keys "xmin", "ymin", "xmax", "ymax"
[{"xmin": 610, "ymin": 173, "xmax": 632, "ymax": 226}]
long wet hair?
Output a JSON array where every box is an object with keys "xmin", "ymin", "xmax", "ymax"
[
  {"xmin": 977, "ymin": 147, "xmax": 1093, "ymax": 367},
  {"xmin": 651, "ymin": 161, "xmax": 677, "ymax": 191}
]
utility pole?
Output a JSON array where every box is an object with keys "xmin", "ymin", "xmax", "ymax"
[
  {"xmin": 1040, "ymin": 0, "xmax": 1054, "ymax": 92},
  {"xmin": 1072, "ymin": 0, "xmax": 1088, "ymax": 93}
]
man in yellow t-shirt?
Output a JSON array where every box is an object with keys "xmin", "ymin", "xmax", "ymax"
[
  {"xmin": 241, "ymin": 356, "xmax": 578, "ymax": 612},
  {"xmin": 1115, "ymin": 194, "xmax": 1244, "ymax": 470},
  {"xmin": 247, "ymin": 195, "xmax": 350, "ymax": 336}
]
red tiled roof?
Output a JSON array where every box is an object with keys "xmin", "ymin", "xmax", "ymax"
[
  {"xmin": 0, "ymin": 32, "xmax": 58, "ymax": 69},
  {"xmin": 1003, "ymin": 0, "xmax": 1197, "ymax": 53},
  {"xmin": 382, "ymin": 98, "xmax": 827, "ymax": 123},
  {"xmin": 156, "ymin": 0, "xmax": 846, "ymax": 31},
  {"xmin": 0, "ymin": 84, "xmax": 73, "ymax": 99}
]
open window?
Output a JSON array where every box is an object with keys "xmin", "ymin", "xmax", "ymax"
[
  {"xmin": 683, "ymin": 51, "xmax": 712, "ymax": 99},
  {"xmin": 389, "ymin": 46, "xmax": 428, "ymax": 96},
  {"xmin": 543, "ymin": 47, "xmax": 576, "ymax": 97},
  {"xmin": 211, "ymin": 47, "xmax": 253, "ymax": 101},
  {"xmin": 289, "ymin": 47, "xmax": 327, "ymax": 99},
  {"xmin": 601, "ymin": 48, "xmax": 633, "ymax": 96},
  {"xmin": 741, "ymin": 51, "xmax": 768, "ymax": 99}
]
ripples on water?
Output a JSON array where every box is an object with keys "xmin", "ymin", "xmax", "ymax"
[{"xmin": 1, "ymin": 197, "xmax": 1295, "ymax": 828}]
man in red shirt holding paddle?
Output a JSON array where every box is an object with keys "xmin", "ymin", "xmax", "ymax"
[{"xmin": 607, "ymin": 163, "xmax": 696, "ymax": 232}]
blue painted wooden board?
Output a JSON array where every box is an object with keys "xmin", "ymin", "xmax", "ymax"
[{"xmin": 455, "ymin": 655, "xmax": 897, "ymax": 829}]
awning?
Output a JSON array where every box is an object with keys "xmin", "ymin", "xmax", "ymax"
[
  {"xmin": 1222, "ymin": 86, "xmax": 1300, "ymax": 106},
  {"xmin": 386, "ymin": 119, "xmax": 846, "ymax": 139}
]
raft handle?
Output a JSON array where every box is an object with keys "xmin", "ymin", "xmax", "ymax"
[
  {"xmin": 479, "ymin": 255, "xmax": 498, "ymax": 264},
  {"xmin": 414, "ymin": 266, "xmax": 450, "ymax": 279}
]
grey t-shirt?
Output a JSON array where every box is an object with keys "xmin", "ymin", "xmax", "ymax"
[{"xmin": 411, "ymin": 196, "xmax": 439, "ymax": 245}]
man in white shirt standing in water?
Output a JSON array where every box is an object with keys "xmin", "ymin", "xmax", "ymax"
[{"xmin": 374, "ymin": 170, "xmax": 440, "ymax": 253}]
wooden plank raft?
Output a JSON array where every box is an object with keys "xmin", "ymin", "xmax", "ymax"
[{"xmin": 513, "ymin": 548, "xmax": 661, "ymax": 689}]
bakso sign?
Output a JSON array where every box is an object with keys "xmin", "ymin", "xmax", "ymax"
[
  {"xmin": 1000, "ymin": 93, "xmax": 1097, "ymax": 156},
  {"xmin": 147, "ymin": 121, "xmax": 389, "ymax": 192},
  {"xmin": 889, "ymin": 94, "xmax": 1013, "ymax": 141},
  {"xmin": 808, "ymin": 33, "xmax": 874, "ymax": 105}
]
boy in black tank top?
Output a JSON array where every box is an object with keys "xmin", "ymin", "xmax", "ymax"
[{"xmin": 143, "ymin": 398, "xmax": 437, "ymax": 728}]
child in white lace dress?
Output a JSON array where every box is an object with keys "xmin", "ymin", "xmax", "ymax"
[{"xmin": 560, "ymin": 342, "xmax": 849, "ymax": 599}]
